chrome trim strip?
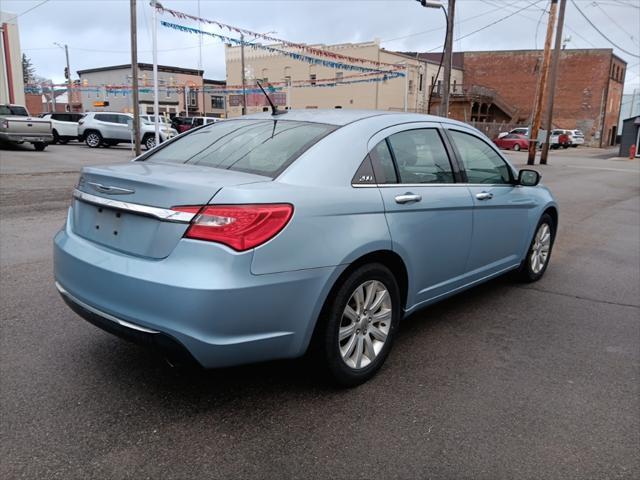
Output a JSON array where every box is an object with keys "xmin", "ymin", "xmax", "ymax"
[
  {"xmin": 351, "ymin": 183, "xmax": 517, "ymax": 188},
  {"xmin": 55, "ymin": 281, "xmax": 160, "ymax": 334},
  {"xmin": 72, "ymin": 189, "xmax": 195, "ymax": 223}
]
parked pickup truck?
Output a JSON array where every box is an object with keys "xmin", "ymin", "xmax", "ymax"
[{"xmin": 0, "ymin": 104, "xmax": 53, "ymax": 151}]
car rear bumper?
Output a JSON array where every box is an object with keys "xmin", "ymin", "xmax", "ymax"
[
  {"xmin": 53, "ymin": 209, "xmax": 342, "ymax": 368},
  {"xmin": 0, "ymin": 132, "xmax": 53, "ymax": 143}
]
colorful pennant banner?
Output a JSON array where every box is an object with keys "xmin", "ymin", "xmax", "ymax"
[
  {"xmin": 160, "ymin": 21, "xmax": 403, "ymax": 77},
  {"xmin": 155, "ymin": 4, "xmax": 405, "ymax": 70}
]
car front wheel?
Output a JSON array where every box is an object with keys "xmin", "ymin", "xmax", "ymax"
[
  {"xmin": 85, "ymin": 132, "xmax": 102, "ymax": 148},
  {"xmin": 513, "ymin": 144, "xmax": 521, "ymax": 151},
  {"xmin": 143, "ymin": 134, "xmax": 156, "ymax": 150},
  {"xmin": 315, "ymin": 263, "xmax": 401, "ymax": 386},
  {"xmin": 517, "ymin": 213, "xmax": 555, "ymax": 282}
]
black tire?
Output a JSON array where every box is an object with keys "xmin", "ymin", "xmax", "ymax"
[
  {"xmin": 314, "ymin": 263, "xmax": 401, "ymax": 387},
  {"xmin": 33, "ymin": 142, "xmax": 47, "ymax": 151},
  {"xmin": 516, "ymin": 213, "xmax": 556, "ymax": 283},
  {"xmin": 562, "ymin": 145, "xmax": 569, "ymax": 149},
  {"xmin": 143, "ymin": 134, "xmax": 156, "ymax": 151},
  {"xmin": 513, "ymin": 144, "xmax": 521, "ymax": 151},
  {"xmin": 51, "ymin": 130, "xmax": 60, "ymax": 145},
  {"xmin": 85, "ymin": 131, "xmax": 102, "ymax": 148},
  {"xmin": 58, "ymin": 138, "xmax": 69, "ymax": 145},
  {"xmin": 571, "ymin": 145, "xmax": 578, "ymax": 148}
]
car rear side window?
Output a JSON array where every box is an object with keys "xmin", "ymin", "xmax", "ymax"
[
  {"xmin": 95, "ymin": 114, "xmax": 118, "ymax": 123},
  {"xmin": 144, "ymin": 120, "xmax": 336, "ymax": 178},
  {"xmin": 369, "ymin": 140, "xmax": 398, "ymax": 184},
  {"xmin": 449, "ymin": 130, "xmax": 512, "ymax": 184},
  {"xmin": 387, "ymin": 129, "xmax": 454, "ymax": 184}
]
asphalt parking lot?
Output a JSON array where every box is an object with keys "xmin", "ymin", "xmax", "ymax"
[{"xmin": 1, "ymin": 141, "xmax": 639, "ymax": 479}]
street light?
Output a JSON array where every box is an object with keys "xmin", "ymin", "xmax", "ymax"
[
  {"xmin": 53, "ymin": 42, "xmax": 73, "ymax": 112},
  {"xmin": 415, "ymin": 0, "xmax": 450, "ymax": 116}
]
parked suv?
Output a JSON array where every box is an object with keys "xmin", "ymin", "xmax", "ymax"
[
  {"xmin": 41, "ymin": 112, "xmax": 84, "ymax": 144},
  {"xmin": 568, "ymin": 129, "xmax": 584, "ymax": 147},
  {"xmin": 78, "ymin": 112, "xmax": 178, "ymax": 150}
]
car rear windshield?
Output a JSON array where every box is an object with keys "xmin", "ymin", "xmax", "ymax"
[
  {"xmin": 143, "ymin": 119, "xmax": 337, "ymax": 178},
  {"xmin": 0, "ymin": 105, "xmax": 29, "ymax": 116}
]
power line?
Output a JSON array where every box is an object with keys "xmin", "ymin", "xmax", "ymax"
[
  {"xmin": 425, "ymin": 0, "xmax": 546, "ymax": 52},
  {"xmin": 4, "ymin": 0, "xmax": 50, "ymax": 22},
  {"xmin": 593, "ymin": 1, "xmax": 636, "ymax": 42},
  {"xmin": 570, "ymin": 0, "xmax": 640, "ymax": 58},
  {"xmin": 515, "ymin": 0, "xmax": 598, "ymax": 48},
  {"xmin": 380, "ymin": 1, "xmax": 510, "ymax": 44}
]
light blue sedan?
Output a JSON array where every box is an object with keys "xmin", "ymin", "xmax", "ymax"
[{"xmin": 54, "ymin": 110, "xmax": 558, "ymax": 386}]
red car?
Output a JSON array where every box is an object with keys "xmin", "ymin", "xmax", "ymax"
[{"xmin": 493, "ymin": 133, "xmax": 529, "ymax": 151}]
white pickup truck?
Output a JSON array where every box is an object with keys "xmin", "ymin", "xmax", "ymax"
[{"xmin": 0, "ymin": 104, "xmax": 53, "ymax": 151}]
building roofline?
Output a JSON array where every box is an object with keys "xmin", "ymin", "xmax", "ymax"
[
  {"xmin": 461, "ymin": 47, "xmax": 615, "ymax": 55},
  {"xmin": 77, "ymin": 63, "xmax": 203, "ymax": 76}
]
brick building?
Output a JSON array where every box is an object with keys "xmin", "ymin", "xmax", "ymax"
[{"xmin": 460, "ymin": 49, "xmax": 626, "ymax": 147}]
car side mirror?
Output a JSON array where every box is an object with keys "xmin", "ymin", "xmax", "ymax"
[{"xmin": 518, "ymin": 169, "xmax": 541, "ymax": 186}]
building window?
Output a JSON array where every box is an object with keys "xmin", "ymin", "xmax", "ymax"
[
  {"xmin": 166, "ymin": 86, "xmax": 171, "ymax": 98},
  {"xmin": 419, "ymin": 73, "xmax": 423, "ymax": 92},
  {"xmin": 437, "ymin": 80, "xmax": 442, "ymax": 94},
  {"xmin": 310, "ymin": 74, "xmax": 317, "ymax": 86},
  {"xmin": 284, "ymin": 75, "xmax": 291, "ymax": 86},
  {"xmin": 336, "ymin": 72, "xmax": 343, "ymax": 84},
  {"xmin": 263, "ymin": 107, "xmax": 269, "ymax": 112},
  {"xmin": 334, "ymin": 105, "xmax": 342, "ymax": 109},
  {"xmin": 211, "ymin": 95, "xmax": 224, "ymax": 110},
  {"xmin": 408, "ymin": 79, "xmax": 414, "ymax": 93},
  {"xmin": 453, "ymin": 79, "xmax": 457, "ymax": 93},
  {"xmin": 188, "ymin": 89, "xmax": 197, "ymax": 107}
]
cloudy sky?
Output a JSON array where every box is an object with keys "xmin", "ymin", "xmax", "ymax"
[{"xmin": 5, "ymin": 0, "xmax": 640, "ymax": 93}]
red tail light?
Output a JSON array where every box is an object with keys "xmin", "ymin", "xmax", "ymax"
[{"xmin": 172, "ymin": 204, "xmax": 293, "ymax": 251}]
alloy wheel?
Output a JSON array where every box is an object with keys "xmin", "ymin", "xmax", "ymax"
[
  {"xmin": 530, "ymin": 223, "xmax": 551, "ymax": 274},
  {"xmin": 145, "ymin": 136, "xmax": 156, "ymax": 150},
  {"xmin": 339, "ymin": 280, "xmax": 392, "ymax": 369},
  {"xmin": 86, "ymin": 133, "xmax": 100, "ymax": 148}
]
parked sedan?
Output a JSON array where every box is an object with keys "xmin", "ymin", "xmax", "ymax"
[
  {"xmin": 54, "ymin": 110, "xmax": 558, "ymax": 386},
  {"xmin": 493, "ymin": 133, "xmax": 529, "ymax": 151}
]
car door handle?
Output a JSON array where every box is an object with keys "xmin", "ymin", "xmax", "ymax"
[
  {"xmin": 475, "ymin": 192, "xmax": 494, "ymax": 200},
  {"xmin": 395, "ymin": 193, "xmax": 422, "ymax": 204}
]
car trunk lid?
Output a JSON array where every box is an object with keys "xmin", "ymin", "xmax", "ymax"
[{"xmin": 72, "ymin": 161, "xmax": 271, "ymax": 258}]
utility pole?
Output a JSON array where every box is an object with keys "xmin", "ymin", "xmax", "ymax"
[
  {"xmin": 240, "ymin": 33, "xmax": 247, "ymax": 115},
  {"xmin": 55, "ymin": 43, "xmax": 73, "ymax": 112},
  {"xmin": 439, "ymin": 0, "xmax": 455, "ymax": 118},
  {"xmin": 151, "ymin": 0, "xmax": 160, "ymax": 147},
  {"xmin": 541, "ymin": 0, "xmax": 566, "ymax": 165},
  {"xmin": 404, "ymin": 63, "xmax": 409, "ymax": 112},
  {"xmin": 527, "ymin": 0, "xmax": 558, "ymax": 165},
  {"xmin": 130, "ymin": 0, "xmax": 141, "ymax": 156}
]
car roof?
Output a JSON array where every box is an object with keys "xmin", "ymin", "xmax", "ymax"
[{"xmin": 241, "ymin": 109, "xmax": 473, "ymax": 128}]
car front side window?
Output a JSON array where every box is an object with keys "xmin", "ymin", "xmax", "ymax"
[
  {"xmin": 387, "ymin": 129, "xmax": 454, "ymax": 184},
  {"xmin": 449, "ymin": 130, "xmax": 512, "ymax": 184}
]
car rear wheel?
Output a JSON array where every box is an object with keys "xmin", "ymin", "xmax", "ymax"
[
  {"xmin": 315, "ymin": 263, "xmax": 401, "ymax": 387},
  {"xmin": 517, "ymin": 213, "xmax": 555, "ymax": 283},
  {"xmin": 85, "ymin": 131, "xmax": 102, "ymax": 148},
  {"xmin": 33, "ymin": 142, "xmax": 47, "ymax": 152},
  {"xmin": 513, "ymin": 144, "xmax": 521, "ymax": 151}
]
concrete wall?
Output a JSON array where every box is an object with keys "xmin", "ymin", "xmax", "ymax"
[
  {"xmin": 0, "ymin": 12, "xmax": 25, "ymax": 106},
  {"xmin": 462, "ymin": 49, "xmax": 626, "ymax": 147}
]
